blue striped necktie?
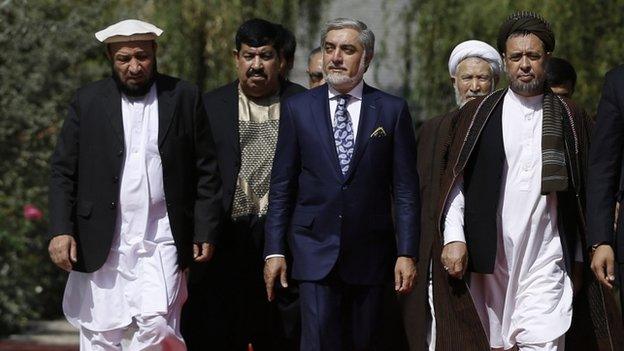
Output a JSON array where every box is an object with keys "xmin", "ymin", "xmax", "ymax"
[{"xmin": 333, "ymin": 94, "xmax": 354, "ymax": 175}]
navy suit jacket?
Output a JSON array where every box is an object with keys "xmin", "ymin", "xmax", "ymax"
[
  {"xmin": 588, "ymin": 65, "xmax": 624, "ymax": 261},
  {"xmin": 264, "ymin": 83, "xmax": 420, "ymax": 285}
]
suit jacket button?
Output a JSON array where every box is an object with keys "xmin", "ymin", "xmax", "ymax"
[
  {"xmin": 117, "ymin": 149, "xmax": 123, "ymax": 157},
  {"xmin": 110, "ymin": 202, "xmax": 117, "ymax": 209},
  {"xmin": 113, "ymin": 176, "xmax": 119, "ymax": 183}
]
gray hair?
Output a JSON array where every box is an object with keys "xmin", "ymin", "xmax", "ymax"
[{"xmin": 320, "ymin": 18, "xmax": 375, "ymax": 57}]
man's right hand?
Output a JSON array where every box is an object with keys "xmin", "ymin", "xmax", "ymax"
[
  {"xmin": 48, "ymin": 234, "xmax": 77, "ymax": 272},
  {"xmin": 264, "ymin": 257, "xmax": 288, "ymax": 302},
  {"xmin": 591, "ymin": 244, "xmax": 616, "ymax": 289},
  {"xmin": 441, "ymin": 241, "xmax": 468, "ymax": 279}
]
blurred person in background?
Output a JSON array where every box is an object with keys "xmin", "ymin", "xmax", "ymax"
[
  {"xmin": 306, "ymin": 47, "xmax": 325, "ymax": 88},
  {"xmin": 546, "ymin": 56, "xmax": 577, "ymax": 98}
]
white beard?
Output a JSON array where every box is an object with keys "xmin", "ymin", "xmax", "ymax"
[
  {"xmin": 325, "ymin": 54, "xmax": 367, "ymax": 90},
  {"xmin": 453, "ymin": 78, "xmax": 495, "ymax": 108}
]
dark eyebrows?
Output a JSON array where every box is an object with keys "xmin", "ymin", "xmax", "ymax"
[{"xmin": 241, "ymin": 48, "xmax": 275, "ymax": 56}]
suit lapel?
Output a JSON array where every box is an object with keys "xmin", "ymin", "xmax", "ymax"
[
  {"xmin": 345, "ymin": 84, "xmax": 380, "ymax": 180},
  {"xmin": 157, "ymin": 76, "xmax": 178, "ymax": 147},
  {"xmin": 311, "ymin": 84, "xmax": 343, "ymax": 179},
  {"xmin": 102, "ymin": 78, "xmax": 124, "ymax": 146}
]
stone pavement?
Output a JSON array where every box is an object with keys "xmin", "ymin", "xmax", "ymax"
[{"xmin": 0, "ymin": 320, "xmax": 78, "ymax": 351}]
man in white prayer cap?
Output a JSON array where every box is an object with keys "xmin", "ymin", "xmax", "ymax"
[
  {"xmin": 448, "ymin": 40, "xmax": 502, "ymax": 107},
  {"xmin": 48, "ymin": 19, "xmax": 222, "ymax": 350},
  {"xmin": 400, "ymin": 40, "xmax": 501, "ymax": 351}
]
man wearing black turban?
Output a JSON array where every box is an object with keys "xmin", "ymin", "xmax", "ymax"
[
  {"xmin": 496, "ymin": 11, "xmax": 555, "ymax": 55},
  {"xmin": 436, "ymin": 11, "xmax": 622, "ymax": 350}
]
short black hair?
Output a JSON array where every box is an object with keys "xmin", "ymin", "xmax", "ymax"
[
  {"xmin": 276, "ymin": 24, "xmax": 296, "ymax": 67},
  {"xmin": 546, "ymin": 57, "xmax": 577, "ymax": 87},
  {"xmin": 235, "ymin": 18, "xmax": 282, "ymax": 52}
]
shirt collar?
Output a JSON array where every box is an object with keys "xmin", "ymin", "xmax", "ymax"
[
  {"xmin": 507, "ymin": 88, "xmax": 543, "ymax": 110},
  {"xmin": 328, "ymin": 79, "xmax": 364, "ymax": 101},
  {"xmin": 123, "ymin": 83, "xmax": 157, "ymax": 105}
]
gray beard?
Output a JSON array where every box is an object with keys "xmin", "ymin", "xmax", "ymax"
[
  {"xmin": 325, "ymin": 55, "xmax": 366, "ymax": 90},
  {"xmin": 508, "ymin": 74, "xmax": 545, "ymax": 96},
  {"xmin": 326, "ymin": 72, "xmax": 360, "ymax": 87},
  {"xmin": 453, "ymin": 81, "xmax": 494, "ymax": 108}
]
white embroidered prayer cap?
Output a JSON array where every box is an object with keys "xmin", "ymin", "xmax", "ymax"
[{"xmin": 95, "ymin": 19, "xmax": 163, "ymax": 44}]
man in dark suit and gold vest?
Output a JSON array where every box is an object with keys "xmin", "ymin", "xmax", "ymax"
[{"xmin": 181, "ymin": 19, "xmax": 305, "ymax": 351}]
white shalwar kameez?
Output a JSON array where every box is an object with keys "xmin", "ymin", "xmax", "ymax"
[
  {"xmin": 62, "ymin": 85, "xmax": 187, "ymax": 351},
  {"xmin": 443, "ymin": 90, "xmax": 573, "ymax": 350}
]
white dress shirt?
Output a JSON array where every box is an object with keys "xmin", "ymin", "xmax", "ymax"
[
  {"xmin": 265, "ymin": 80, "xmax": 365, "ymax": 261},
  {"xmin": 443, "ymin": 89, "xmax": 573, "ymax": 348},
  {"xmin": 328, "ymin": 80, "xmax": 364, "ymax": 143},
  {"xmin": 63, "ymin": 85, "xmax": 185, "ymax": 332}
]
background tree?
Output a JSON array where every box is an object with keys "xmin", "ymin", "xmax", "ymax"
[
  {"xmin": 0, "ymin": 0, "xmax": 120, "ymax": 334},
  {"xmin": 403, "ymin": 0, "xmax": 624, "ymax": 121}
]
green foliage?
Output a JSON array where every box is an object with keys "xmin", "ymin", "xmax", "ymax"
[
  {"xmin": 404, "ymin": 0, "xmax": 624, "ymax": 120},
  {"xmin": 147, "ymin": 0, "xmax": 319, "ymax": 90},
  {"xmin": 0, "ymin": 0, "xmax": 116, "ymax": 335}
]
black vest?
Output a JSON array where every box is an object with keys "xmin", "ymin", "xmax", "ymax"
[
  {"xmin": 463, "ymin": 102, "xmax": 505, "ymax": 273},
  {"xmin": 463, "ymin": 100, "xmax": 575, "ymax": 274}
]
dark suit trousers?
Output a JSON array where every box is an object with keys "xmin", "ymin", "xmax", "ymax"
[
  {"xmin": 299, "ymin": 272, "xmax": 385, "ymax": 351},
  {"xmin": 182, "ymin": 215, "xmax": 299, "ymax": 351}
]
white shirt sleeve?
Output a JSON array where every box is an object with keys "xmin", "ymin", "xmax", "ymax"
[
  {"xmin": 265, "ymin": 254, "xmax": 286, "ymax": 260},
  {"xmin": 443, "ymin": 175, "xmax": 466, "ymax": 245}
]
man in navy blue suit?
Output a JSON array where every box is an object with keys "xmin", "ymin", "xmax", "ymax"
[{"xmin": 263, "ymin": 18, "xmax": 420, "ymax": 351}]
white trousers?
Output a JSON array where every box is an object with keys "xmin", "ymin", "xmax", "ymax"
[
  {"xmin": 426, "ymin": 261, "xmax": 436, "ymax": 351},
  {"xmin": 491, "ymin": 335, "xmax": 565, "ymax": 351},
  {"xmin": 79, "ymin": 312, "xmax": 185, "ymax": 351}
]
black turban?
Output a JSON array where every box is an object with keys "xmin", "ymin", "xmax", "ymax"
[{"xmin": 497, "ymin": 11, "xmax": 555, "ymax": 54}]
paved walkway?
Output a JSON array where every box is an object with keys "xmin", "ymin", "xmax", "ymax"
[{"xmin": 0, "ymin": 320, "xmax": 78, "ymax": 351}]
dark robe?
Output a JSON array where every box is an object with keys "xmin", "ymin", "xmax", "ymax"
[{"xmin": 401, "ymin": 110, "xmax": 490, "ymax": 351}]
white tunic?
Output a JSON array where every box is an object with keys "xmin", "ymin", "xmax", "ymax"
[
  {"xmin": 63, "ymin": 85, "xmax": 185, "ymax": 332},
  {"xmin": 443, "ymin": 89, "xmax": 573, "ymax": 349}
]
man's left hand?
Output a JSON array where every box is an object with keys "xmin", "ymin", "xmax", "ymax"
[
  {"xmin": 193, "ymin": 242, "xmax": 215, "ymax": 262},
  {"xmin": 395, "ymin": 256, "xmax": 417, "ymax": 294}
]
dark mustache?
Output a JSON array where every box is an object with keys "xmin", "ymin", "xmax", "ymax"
[
  {"xmin": 246, "ymin": 68, "xmax": 267, "ymax": 78},
  {"xmin": 328, "ymin": 65, "xmax": 346, "ymax": 70}
]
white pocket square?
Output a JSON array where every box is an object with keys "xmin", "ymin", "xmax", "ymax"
[{"xmin": 370, "ymin": 127, "xmax": 387, "ymax": 138}]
